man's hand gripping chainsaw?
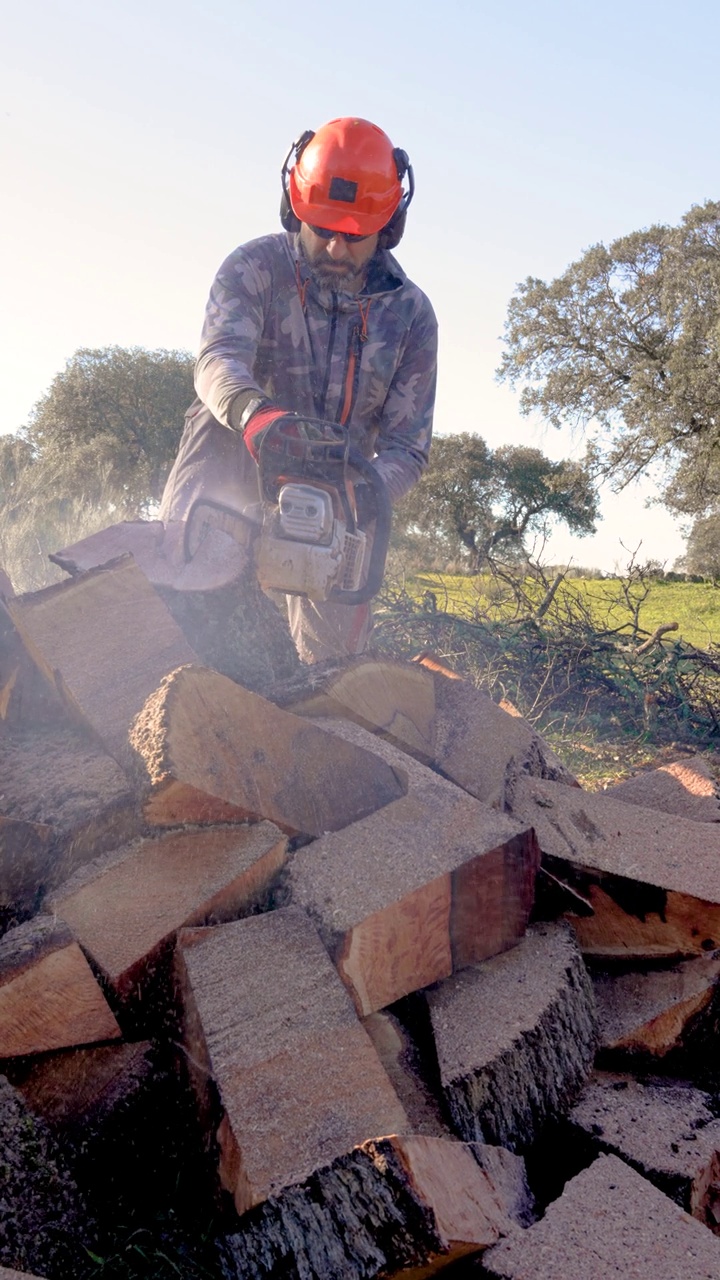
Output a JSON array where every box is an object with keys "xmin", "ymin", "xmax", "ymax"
[{"xmin": 183, "ymin": 415, "xmax": 392, "ymax": 606}]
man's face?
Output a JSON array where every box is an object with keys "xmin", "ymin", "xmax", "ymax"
[{"xmin": 299, "ymin": 223, "xmax": 379, "ymax": 293}]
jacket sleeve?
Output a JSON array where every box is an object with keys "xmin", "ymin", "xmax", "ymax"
[
  {"xmin": 193, "ymin": 245, "xmax": 272, "ymax": 429},
  {"xmin": 371, "ymin": 294, "xmax": 438, "ymax": 503}
]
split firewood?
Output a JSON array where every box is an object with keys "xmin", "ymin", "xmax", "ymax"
[
  {"xmin": 606, "ymin": 756, "xmax": 720, "ymax": 823},
  {"xmin": 483, "ymin": 1154, "xmax": 720, "ymax": 1279},
  {"xmin": 176, "ymin": 907, "xmax": 409, "ymax": 1215},
  {"xmin": 0, "ymin": 816, "xmax": 54, "ymax": 909},
  {"xmin": 4, "ymin": 1039, "xmax": 171, "ymax": 1219},
  {"xmin": 289, "ymin": 745, "xmax": 539, "ymax": 1014},
  {"xmin": 269, "ymin": 657, "xmax": 437, "ymax": 762},
  {"xmin": 591, "ymin": 951, "xmax": 720, "ymax": 1057},
  {"xmin": 216, "ymin": 1135, "xmax": 523, "ymax": 1279},
  {"xmin": 130, "ymin": 665, "xmax": 407, "ymax": 837},
  {"xmin": 567, "ymin": 1074, "xmax": 720, "ymax": 1230},
  {"xmin": 50, "ymin": 517, "xmax": 250, "ymax": 593},
  {"xmin": 142, "ymin": 782, "xmax": 252, "ymax": 829},
  {"xmin": 0, "ymin": 599, "xmax": 71, "ymax": 731},
  {"xmin": 6, "ymin": 1039, "xmax": 154, "ymax": 1137},
  {"xmin": 47, "ymin": 822, "xmax": 287, "ymax": 1006},
  {"xmin": 7, "ymin": 557, "xmax": 198, "ymax": 773},
  {"xmin": 50, "ymin": 520, "xmax": 166, "ymax": 577},
  {"xmin": 415, "ymin": 656, "xmax": 577, "ymax": 808},
  {"xmin": 0, "ymin": 726, "xmax": 140, "ymax": 901},
  {"xmin": 0, "ymin": 916, "xmax": 121, "ymax": 1058},
  {"xmin": 362, "ymin": 1009, "xmax": 449, "ymax": 1138},
  {"xmin": 426, "ymin": 923, "xmax": 597, "ymax": 1152},
  {"xmin": 511, "ymin": 776, "xmax": 720, "ymax": 958}
]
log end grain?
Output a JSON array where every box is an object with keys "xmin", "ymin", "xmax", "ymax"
[{"xmin": 428, "ymin": 923, "xmax": 598, "ymax": 1152}]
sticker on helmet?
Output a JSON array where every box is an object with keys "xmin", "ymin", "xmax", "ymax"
[{"xmin": 329, "ymin": 176, "xmax": 358, "ymax": 203}]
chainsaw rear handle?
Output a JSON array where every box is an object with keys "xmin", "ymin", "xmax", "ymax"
[{"xmin": 328, "ymin": 449, "xmax": 392, "ymax": 606}]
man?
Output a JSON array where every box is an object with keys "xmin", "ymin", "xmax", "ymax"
[{"xmin": 160, "ymin": 116, "xmax": 438, "ymax": 663}]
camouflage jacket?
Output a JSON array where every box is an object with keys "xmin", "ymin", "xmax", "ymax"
[{"xmin": 194, "ymin": 232, "xmax": 438, "ymax": 502}]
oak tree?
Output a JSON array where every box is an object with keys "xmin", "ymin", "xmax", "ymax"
[
  {"xmin": 394, "ymin": 433, "xmax": 598, "ymax": 571},
  {"xmin": 498, "ymin": 200, "xmax": 720, "ymax": 516}
]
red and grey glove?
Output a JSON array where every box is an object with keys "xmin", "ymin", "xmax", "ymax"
[
  {"xmin": 230, "ymin": 394, "xmax": 346, "ymax": 461},
  {"xmin": 242, "ymin": 404, "xmax": 287, "ymax": 460}
]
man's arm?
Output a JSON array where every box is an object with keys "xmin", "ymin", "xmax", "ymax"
[
  {"xmin": 372, "ymin": 295, "xmax": 438, "ymax": 503},
  {"xmin": 193, "ymin": 245, "xmax": 273, "ymax": 431}
]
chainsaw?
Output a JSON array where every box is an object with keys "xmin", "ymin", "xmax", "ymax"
[{"xmin": 182, "ymin": 422, "xmax": 392, "ymax": 605}]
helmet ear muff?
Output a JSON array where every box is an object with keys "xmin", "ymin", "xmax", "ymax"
[
  {"xmin": 280, "ymin": 130, "xmax": 314, "ymax": 233},
  {"xmin": 279, "ymin": 189, "xmax": 301, "ymax": 233},
  {"xmin": 378, "ymin": 148, "xmax": 414, "ymax": 250},
  {"xmin": 378, "ymin": 208, "xmax": 407, "ymax": 250}
]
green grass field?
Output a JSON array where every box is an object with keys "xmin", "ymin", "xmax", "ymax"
[{"xmin": 409, "ymin": 573, "xmax": 720, "ymax": 650}]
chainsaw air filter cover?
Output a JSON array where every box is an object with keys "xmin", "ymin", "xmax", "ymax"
[{"xmin": 277, "ymin": 484, "xmax": 334, "ymax": 544}]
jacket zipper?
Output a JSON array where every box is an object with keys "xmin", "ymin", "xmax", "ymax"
[
  {"xmin": 337, "ymin": 299, "xmax": 372, "ymax": 425},
  {"xmin": 316, "ymin": 295, "xmax": 338, "ymax": 418}
]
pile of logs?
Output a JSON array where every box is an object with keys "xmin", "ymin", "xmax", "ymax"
[{"xmin": 3, "ymin": 551, "xmax": 720, "ymax": 1278}]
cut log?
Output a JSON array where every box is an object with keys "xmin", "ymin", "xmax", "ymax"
[
  {"xmin": 511, "ymin": 775, "xmax": 720, "ymax": 959},
  {"xmin": 130, "ymin": 665, "xmax": 407, "ymax": 837},
  {"xmin": 176, "ymin": 907, "xmax": 409, "ymax": 1214},
  {"xmin": 269, "ymin": 657, "xmax": 436, "ymax": 762},
  {"xmin": 0, "ymin": 1268, "xmax": 47, "ymax": 1278},
  {"xmin": 417, "ymin": 658, "xmax": 577, "ymax": 808},
  {"xmin": 362, "ymin": 1009, "xmax": 449, "ymax": 1138},
  {"xmin": 0, "ymin": 726, "xmax": 140, "ymax": 901},
  {"xmin": 7, "ymin": 558, "xmax": 198, "ymax": 772},
  {"xmin": 216, "ymin": 1135, "xmax": 519, "ymax": 1280},
  {"xmin": 567, "ymin": 1075, "xmax": 720, "ymax": 1229},
  {"xmin": 606, "ymin": 756, "xmax": 720, "ymax": 822},
  {"xmin": 50, "ymin": 518, "xmax": 250, "ymax": 593},
  {"xmin": 427, "ymin": 923, "xmax": 597, "ymax": 1152},
  {"xmin": 289, "ymin": 753, "xmax": 539, "ymax": 1015},
  {"xmin": 0, "ymin": 915, "xmax": 121, "ymax": 1058},
  {"xmin": 591, "ymin": 951, "xmax": 720, "ymax": 1056},
  {"xmin": 47, "ymin": 822, "xmax": 287, "ymax": 1004},
  {"xmin": 482, "ymin": 1154, "xmax": 720, "ymax": 1279}
]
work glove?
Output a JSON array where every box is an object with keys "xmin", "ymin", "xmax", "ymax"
[{"xmin": 243, "ymin": 404, "xmax": 345, "ymax": 461}]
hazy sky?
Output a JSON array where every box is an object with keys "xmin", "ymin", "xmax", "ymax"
[{"xmin": 3, "ymin": 0, "xmax": 718, "ymax": 570}]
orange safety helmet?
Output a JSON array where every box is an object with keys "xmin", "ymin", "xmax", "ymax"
[{"xmin": 280, "ymin": 117, "xmax": 414, "ymax": 248}]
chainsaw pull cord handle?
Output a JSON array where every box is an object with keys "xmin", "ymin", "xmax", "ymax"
[{"xmin": 329, "ymin": 448, "xmax": 392, "ymax": 606}]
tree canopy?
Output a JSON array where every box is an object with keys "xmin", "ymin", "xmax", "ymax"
[
  {"xmin": 22, "ymin": 346, "xmax": 194, "ymax": 513},
  {"xmin": 394, "ymin": 433, "xmax": 598, "ymax": 571},
  {"xmin": 677, "ymin": 511, "xmax": 720, "ymax": 582},
  {"xmin": 497, "ymin": 200, "xmax": 720, "ymax": 517}
]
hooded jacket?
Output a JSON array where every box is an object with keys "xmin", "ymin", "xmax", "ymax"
[{"xmin": 192, "ymin": 231, "xmax": 438, "ymax": 504}]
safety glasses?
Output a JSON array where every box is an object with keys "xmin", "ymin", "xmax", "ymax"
[{"xmin": 307, "ymin": 223, "xmax": 371, "ymax": 244}]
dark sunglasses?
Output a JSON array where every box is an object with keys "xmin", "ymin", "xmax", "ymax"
[{"xmin": 307, "ymin": 223, "xmax": 371, "ymax": 244}]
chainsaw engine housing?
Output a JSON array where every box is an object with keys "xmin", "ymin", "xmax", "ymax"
[{"xmin": 255, "ymin": 481, "xmax": 367, "ymax": 600}]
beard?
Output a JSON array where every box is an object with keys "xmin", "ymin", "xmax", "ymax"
[{"xmin": 300, "ymin": 242, "xmax": 369, "ymax": 294}]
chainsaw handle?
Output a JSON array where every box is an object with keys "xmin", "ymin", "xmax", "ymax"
[{"xmin": 329, "ymin": 449, "xmax": 392, "ymax": 606}]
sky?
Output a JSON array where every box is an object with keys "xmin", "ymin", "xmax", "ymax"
[{"xmin": 2, "ymin": 0, "xmax": 719, "ymax": 571}]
